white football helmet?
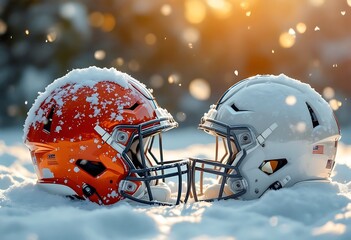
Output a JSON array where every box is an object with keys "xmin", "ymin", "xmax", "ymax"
[{"xmin": 190, "ymin": 74, "xmax": 341, "ymax": 201}]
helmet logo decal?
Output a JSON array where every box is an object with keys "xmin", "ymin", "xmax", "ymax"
[{"xmin": 259, "ymin": 159, "xmax": 288, "ymax": 175}]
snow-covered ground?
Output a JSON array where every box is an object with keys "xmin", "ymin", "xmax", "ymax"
[{"xmin": 1, "ymin": 126, "xmax": 351, "ymax": 240}]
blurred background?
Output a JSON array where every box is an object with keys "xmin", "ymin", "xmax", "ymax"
[{"xmin": 0, "ymin": 0, "xmax": 350, "ymax": 131}]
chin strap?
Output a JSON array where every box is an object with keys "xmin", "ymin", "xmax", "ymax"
[{"xmin": 82, "ymin": 183, "xmax": 104, "ymax": 205}]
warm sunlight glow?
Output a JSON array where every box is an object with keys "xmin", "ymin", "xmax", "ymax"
[
  {"xmin": 185, "ymin": 0, "xmax": 207, "ymax": 24},
  {"xmin": 296, "ymin": 22, "xmax": 307, "ymax": 34},
  {"xmin": 160, "ymin": 4, "xmax": 172, "ymax": 16},
  {"xmin": 189, "ymin": 78, "xmax": 211, "ymax": 100},
  {"xmin": 207, "ymin": 0, "xmax": 232, "ymax": 19},
  {"xmin": 240, "ymin": 1, "xmax": 250, "ymax": 10},
  {"xmin": 309, "ymin": 0, "xmax": 325, "ymax": 7},
  {"xmin": 348, "ymin": 0, "xmax": 351, "ymax": 7},
  {"xmin": 279, "ymin": 31, "xmax": 296, "ymax": 48}
]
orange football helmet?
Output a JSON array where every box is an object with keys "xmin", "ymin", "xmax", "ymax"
[{"xmin": 24, "ymin": 67, "xmax": 190, "ymax": 205}]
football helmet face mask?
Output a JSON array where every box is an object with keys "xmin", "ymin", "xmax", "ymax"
[
  {"xmin": 191, "ymin": 74, "xmax": 341, "ymax": 201},
  {"xmin": 24, "ymin": 67, "xmax": 190, "ymax": 205}
]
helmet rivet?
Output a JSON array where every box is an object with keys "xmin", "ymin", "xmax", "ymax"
[
  {"xmin": 255, "ymin": 188, "xmax": 259, "ymax": 194},
  {"xmin": 116, "ymin": 132, "xmax": 128, "ymax": 143}
]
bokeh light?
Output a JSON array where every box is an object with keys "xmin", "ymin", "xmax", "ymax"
[
  {"xmin": 329, "ymin": 99, "xmax": 342, "ymax": 111},
  {"xmin": 128, "ymin": 59, "xmax": 140, "ymax": 72},
  {"xmin": 185, "ymin": 0, "xmax": 207, "ymax": 24},
  {"xmin": 189, "ymin": 78, "xmax": 211, "ymax": 101},
  {"xmin": 46, "ymin": 29, "xmax": 58, "ymax": 42},
  {"xmin": 0, "ymin": 20, "xmax": 7, "ymax": 35},
  {"xmin": 296, "ymin": 122, "xmax": 307, "ymax": 133},
  {"xmin": 296, "ymin": 22, "xmax": 307, "ymax": 34},
  {"xmin": 89, "ymin": 12, "xmax": 104, "ymax": 27},
  {"xmin": 145, "ymin": 33, "xmax": 157, "ymax": 45},
  {"xmin": 181, "ymin": 27, "xmax": 200, "ymax": 44},
  {"xmin": 279, "ymin": 31, "xmax": 296, "ymax": 48},
  {"xmin": 285, "ymin": 95, "xmax": 297, "ymax": 105},
  {"xmin": 176, "ymin": 112, "xmax": 187, "ymax": 122},
  {"xmin": 114, "ymin": 57, "xmax": 124, "ymax": 67},
  {"xmin": 101, "ymin": 14, "xmax": 116, "ymax": 32},
  {"xmin": 323, "ymin": 87, "xmax": 335, "ymax": 100},
  {"xmin": 168, "ymin": 74, "xmax": 181, "ymax": 84},
  {"xmin": 160, "ymin": 4, "xmax": 172, "ymax": 16},
  {"xmin": 94, "ymin": 50, "xmax": 106, "ymax": 60},
  {"xmin": 150, "ymin": 74, "xmax": 164, "ymax": 89}
]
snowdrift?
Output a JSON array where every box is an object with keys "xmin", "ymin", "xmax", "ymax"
[{"xmin": 1, "ymin": 127, "xmax": 351, "ymax": 240}]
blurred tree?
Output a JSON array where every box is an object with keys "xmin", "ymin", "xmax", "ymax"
[{"xmin": 0, "ymin": 0, "xmax": 350, "ymax": 127}]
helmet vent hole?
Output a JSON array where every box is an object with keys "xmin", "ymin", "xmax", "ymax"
[
  {"xmin": 306, "ymin": 103, "xmax": 319, "ymax": 128},
  {"xmin": 124, "ymin": 102, "xmax": 140, "ymax": 111},
  {"xmin": 43, "ymin": 106, "xmax": 55, "ymax": 133},
  {"xmin": 76, "ymin": 159, "xmax": 106, "ymax": 177},
  {"xmin": 231, "ymin": 103, "xmax": 240, "ymax": 112},
  {"xmin": 231, "ymin": 103, "xmax": 247, "ymax": 112}
]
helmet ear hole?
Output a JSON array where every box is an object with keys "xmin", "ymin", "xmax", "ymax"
[
  {"xmin": 259, "ymin": 159, "xmax": 288, "ymax": 175},
  {"xmin": 76, "ymin": 159, "xmax": 106, "ymax": 177}
]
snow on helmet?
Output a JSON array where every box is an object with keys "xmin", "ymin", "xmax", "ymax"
[
  {"xmin": 24, "ymin": 67, "xmax": 190, "ymax": 205},
  {"xmin": 190, "ymin": 74, "xmax": 341, "ymax": 201}
]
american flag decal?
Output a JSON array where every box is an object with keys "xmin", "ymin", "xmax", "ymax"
[{"xmin": 313, "ymin": 145, "xmax": 324, "ymax": 154}]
